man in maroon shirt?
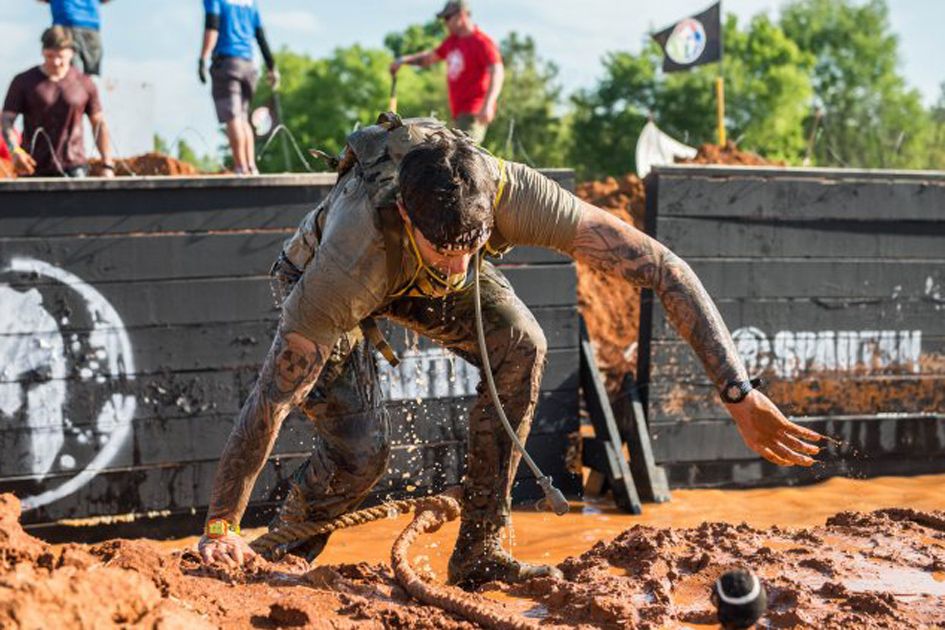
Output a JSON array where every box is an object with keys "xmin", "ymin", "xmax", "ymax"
[
  {"xmin": 2, "ymin": 26, "xmax": 115, "ymax": 177},
  {"xmin": 390, "ymin": 0, "xmax": 504, "ymax": 143}
]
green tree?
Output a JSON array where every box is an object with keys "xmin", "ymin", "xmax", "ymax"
[
  {"xmin": 484, "ymin": 32, "xmax": 569, "ymax": 167},
  {"xmin": 177, "ymin": 139, "xmax": 219, "ymax": 173},
  {"xmin": 780, "ymin": 0, "xmax": 932, "ymax": 168},
  {"xmin": 254, "ymin": 23, "xmax": 568, "ymax": 173},
  {"xmin": 569, "ymin": 14, "xmax": 814, "ymax": 178},
  {"xmin": 926, "ymin": 83, "xmax": 945, "ymax": 169},
  {"xmin": 152, "ymin": 133, "xmax": 170, "ymax": 155},
  {"xmin": 383, "ymin": 19, "xmax": 444, "ymax": 57},
  {"xmin": 254, "ymin": 46, "xmax": 396, "ymax": 172}
]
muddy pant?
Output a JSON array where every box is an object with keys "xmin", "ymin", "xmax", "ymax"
[
  {"xmin": 275, "ymin": 261, "xmax": 546, "ymax": 533},
  {"xmin": 65, "ymin": 27, "xmax": 103, "ymax": 76},
  {"xmin": 453, "ymin": 113, "xmax": 488, "ymax": 144}
]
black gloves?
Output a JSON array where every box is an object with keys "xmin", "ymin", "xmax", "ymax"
[{"xmin": 198, "ymin": 58, "xmax": 208, "ymax": 84}]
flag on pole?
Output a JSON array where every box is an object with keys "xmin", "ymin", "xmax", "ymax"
[{"xmin": 652, "ymin": 2, "xmax": 721, "ymax": 73}]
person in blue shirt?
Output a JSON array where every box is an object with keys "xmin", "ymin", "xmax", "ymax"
[
  {"xmin": 198, "ymin": 0, "xmax": 279, "ymax": 175},
  {"xmin": 38, "ymin": 0, "xmax": 112, "ymax": 76}
]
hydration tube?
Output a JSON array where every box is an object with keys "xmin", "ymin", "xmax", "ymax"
[{"xmin": 473, "ymin": 257, "xmax": 569, "ymax": 516}]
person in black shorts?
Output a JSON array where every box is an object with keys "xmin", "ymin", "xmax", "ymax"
[{"xmin": 198, "ymin": 0, "xmax": 280, "ymax": 175}]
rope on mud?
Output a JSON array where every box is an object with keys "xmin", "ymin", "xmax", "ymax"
[
  {"xmin": 390, "ymin": 493, "xmax": 541, "ymax": 630},
  {"xmin": 249, "ymin": 497, "xmax": 426, "ymax": 557}
]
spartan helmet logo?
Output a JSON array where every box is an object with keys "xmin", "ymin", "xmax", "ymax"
[{"xmin": 0, "ymin": 258, "xmax": 136, "ymax": 511}]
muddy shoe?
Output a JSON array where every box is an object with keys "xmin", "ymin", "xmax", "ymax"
[{"xmin": 447, "ymin": 541, "xmax": 563, "ymax": 590}]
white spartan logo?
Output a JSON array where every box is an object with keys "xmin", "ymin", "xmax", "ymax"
[{"xmin": 0, "ymin": 258, "xmax": 136, "ymax": 511}]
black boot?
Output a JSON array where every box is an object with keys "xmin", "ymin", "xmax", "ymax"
[{"xmin": 447, "ymin": 518, "xmax": 563, "ymax": 590}]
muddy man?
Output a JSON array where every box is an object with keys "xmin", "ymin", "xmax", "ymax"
[{"xmin": 197, "ymin": 113, "xmax": 825, "ymax": 589}]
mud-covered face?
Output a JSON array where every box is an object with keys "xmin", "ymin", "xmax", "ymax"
[
  {"xmin": 396, "ymin": 201, "xmax": 490, "ymax": 297},
  {"xmin": 411, "ymin": 224, "xmax": 483, "ymax": 277}
]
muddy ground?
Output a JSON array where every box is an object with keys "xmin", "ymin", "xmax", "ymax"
[
  {"xmin": 0, "ymin": 152, "xmax": 201, "ymax": 179},
  {"xmin": 3, "ymin": 491, "xmax": 944, "ymax": 629}
]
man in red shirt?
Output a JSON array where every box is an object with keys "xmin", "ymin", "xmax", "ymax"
[
  {"xmin": 390, "ymin": 0, "xmax": 504, "ymax": 143},
  {"xmin": 2, "ymin": 27, "xmax": 115, "ymax": 177}
]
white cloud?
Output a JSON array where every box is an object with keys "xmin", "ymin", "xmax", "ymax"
[{"xmin": 265, "ymin": 10, "xmax": 321, "ymax": 35}]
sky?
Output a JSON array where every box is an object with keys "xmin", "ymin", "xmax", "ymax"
[{"xmin": 2, "ymin": 1, "xmax": 942, "ymax": 159}]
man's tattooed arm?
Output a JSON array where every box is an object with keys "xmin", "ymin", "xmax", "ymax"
[
  {"xmin": 206, "ymin": 331, "xmax": 331, "ymax": 525},
  {"xmin": 567, "ymin": 202, "xmax": 747, "ymax": 389}
]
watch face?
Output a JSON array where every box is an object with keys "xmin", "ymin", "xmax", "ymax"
[{"xmin": 726, "ymin": 384, "xmax": 742, "ymax": 400}]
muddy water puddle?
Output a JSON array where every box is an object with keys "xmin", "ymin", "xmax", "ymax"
[
  {"xmin": 248, "ymin": 474, "xmax": 945, "ymax": 571},
  {"xmin": 124, "ymin": 474, "xmax": 945, "ymax": 628}
]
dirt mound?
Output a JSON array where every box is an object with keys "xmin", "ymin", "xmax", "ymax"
[
  {"xmin": 681, "ymin": 140, "xmax": 787, "ymax": 167},
  {"xmin": 575, "ymin": 174, "xmax": 646, "ymax": 393},
  {"xmin": 89, "ymin": 152, "xmax": 200, "ymax": 176},
  {"xmin": 4, "ymin": 493, "xmax": 943, "ymax": 629},
  {"xmin": 504, "ymin": 508, "xmax": 945, "ymax": 628}
]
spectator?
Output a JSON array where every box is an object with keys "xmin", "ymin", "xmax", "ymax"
[
  {"xmin": 38, "ymin": 0, "xmax": 112, "ymax": 77},
  {"xmin": 2, "ymin": 27, "xmax": 115, "ymax": 178},
  {"xmin": 199, "ymin": 0, "xmax": 280, "ymax": 176},
  {"xmin": 390, "ymin": 0, "xmax": 504, "ymax": 143}
]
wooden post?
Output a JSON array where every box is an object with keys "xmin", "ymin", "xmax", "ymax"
[
  {"xmin": 579, "ymin": 319, "xmax": 642, "ymax": 514},
  {"xmin": 715, "ymin": 76, "xmax": 726, "ymax": 146}
]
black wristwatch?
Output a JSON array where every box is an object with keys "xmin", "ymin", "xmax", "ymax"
[{"xmin": 720, "ymin": 377, "xmax": 764, "ymax": 404}]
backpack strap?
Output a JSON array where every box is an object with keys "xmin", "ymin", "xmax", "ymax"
[{"xmin": 358, "ymin": 203, "xmax": 407, "ymax": 367}]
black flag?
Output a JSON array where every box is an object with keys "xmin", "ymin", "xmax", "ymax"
[{"xmin": 652, "ymin": 2, "xmax": 721, "ymax": 73}]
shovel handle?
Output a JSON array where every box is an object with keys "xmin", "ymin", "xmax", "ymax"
[{"xmin": 389, "ymin": 74, "xmax": 398, "ymax": 113}]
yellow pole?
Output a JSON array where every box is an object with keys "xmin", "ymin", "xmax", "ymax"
[{"xmin": 715, "ymin": 76, "xmax": 726, "ymax": 146}]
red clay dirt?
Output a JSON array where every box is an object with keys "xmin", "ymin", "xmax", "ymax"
[
  {"xmin": 3, "ymin": 492, "xmax": 944, "ymax": 629},
  {"xmin": 681, "ymin": 141, "xmax": 788, "ymax": 167},
  {"xmin": 89, "ymin": 152, "xmax": 200, "ymax": 176},
  {"xmin": 574, "ymin": 174, "xmax": 646, "ymax": 394},
  {"xmin": 0, "ymin": 152, "xmax": 203, "ymax": 179}
]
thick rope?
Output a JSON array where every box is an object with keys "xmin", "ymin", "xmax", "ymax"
[
  {"xmin": 251, "ymin": 490, "xmax": 551, "ymax": 629},
  {"xmin": 250, "ymin": 497, "xmax": 424, "ymax": 557},
  {"xmin": 390, "ymin": 493, "xmax": 541, "ymax": 630}
]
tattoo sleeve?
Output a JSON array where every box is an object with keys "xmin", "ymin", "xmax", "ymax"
[
  {"xmin": 568, "ymin": 203, "xmax": 747, "ymax": 388},
  {"xmin": 206, "ymin": 331, "xmax": 331, "ymax": 525}
]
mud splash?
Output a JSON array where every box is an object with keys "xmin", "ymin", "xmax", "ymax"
[{"xmin": 5, "ymin": 476, "xmax": 945, "ymax": 629}]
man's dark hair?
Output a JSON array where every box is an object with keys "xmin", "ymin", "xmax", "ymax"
[
  {"xmin": 41, "ymin": 26, "xmax": 75, "ymax": 51},
  {"xmin": 398, "ymin": 140, "xmax": 495, "ymax": 251}
]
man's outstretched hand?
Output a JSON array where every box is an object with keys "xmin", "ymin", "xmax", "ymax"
[
  {"xmin": 198, "ymin": 532, "xmax": 258, "ymax": 567},
  {"xmin": 726, "ymin": 390, "xmax": 824, "ymax": 466}
]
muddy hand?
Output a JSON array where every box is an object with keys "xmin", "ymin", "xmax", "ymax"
[
  {"xmin": 198, "ymin": 532, "xmax": 257, "ymax": 567},
  {"xmin": 726, "ymin": 390, "xmax": 824, "ymax": 467}
]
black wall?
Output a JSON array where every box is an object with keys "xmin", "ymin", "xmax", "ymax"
[
  {"xmin": 640, "ymin": 165, "xmax": 945, "ymax": 488},
  {"xmin": 0, "ymin": 172, "xmax": 580, "ymax": 536}
]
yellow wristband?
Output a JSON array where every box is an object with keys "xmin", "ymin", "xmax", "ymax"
[
  {"xmin": 13, "ymin": 146, "xmax": 28, "ymax": 157},
  {"xmin": 205, "ymin": 518, "xmax": 240, "ymax": 539}
]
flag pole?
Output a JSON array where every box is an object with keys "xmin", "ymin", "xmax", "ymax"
[{"xmin": 715, "ymin": 1, "xmax": 726, "ymax": 146}]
